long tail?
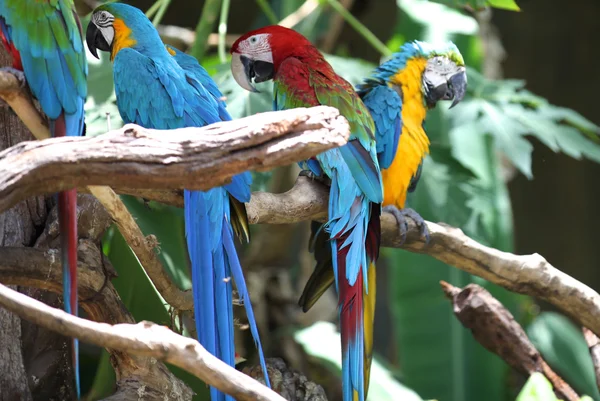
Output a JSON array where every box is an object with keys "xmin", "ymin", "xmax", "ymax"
[
  {"xmin": 333, "ymin": 198, "xmax": 380, "ymax": 401},
  {"xmin": 186, "ymin": 188, "xmax": 270, "ymax": 401},
  {"xmin": 53, "ymin": 115, "xmax": 80, "ymax": 398}
]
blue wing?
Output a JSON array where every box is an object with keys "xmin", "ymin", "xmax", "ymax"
[
  {"xmin": 360, "ymin": 85, "xmax": 402, "ymax": 170},
  {"xmin": 167, "ymin": 45, "xmax": 252, "ymax": 202}
]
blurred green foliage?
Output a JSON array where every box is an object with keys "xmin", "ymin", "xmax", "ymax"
[{"xmin": 80, "ymin": 0, "xmax": 600, "ymax": 400}]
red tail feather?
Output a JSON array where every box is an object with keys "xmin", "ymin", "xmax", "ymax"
[{"xmin": 58, "ymin": 190, "xmax": 78, "ymax": 314}]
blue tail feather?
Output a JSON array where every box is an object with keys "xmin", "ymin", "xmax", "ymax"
[
  {"xmin": 222, "ymin": 223, "xmax": 271, "ymax": 387},
  {"xmin": 186, "ymin": 187, "xmax": 270, "ymax": 400}
]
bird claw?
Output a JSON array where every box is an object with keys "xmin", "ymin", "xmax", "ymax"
[
  {"xmin": 383, "ymin": 205, "xmax": 430, "ymax": 245},
  {"xmin": 0, "ymin": 67, "xmax": 26, "ymax": 89}
]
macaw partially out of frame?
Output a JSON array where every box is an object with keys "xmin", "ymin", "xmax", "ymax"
[
  {"xmin": 231, "ymin": 26, "xmax": 383, "ymax": 401},
  {"xmin": 0, "ymin": 0, "xmax": 87, "ymax": 396},
  {"xmin": 85, "ymin": 4, "xmax": 269, "ymax": 401}
]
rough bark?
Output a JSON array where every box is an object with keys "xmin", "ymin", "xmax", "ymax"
[
  {"xmin": 0, "ymin": 105, "xmax": 349, "ymax": 212},
  {"xmin": 0, "ymin": 48, "xmax": 55, "ymax": 401}
]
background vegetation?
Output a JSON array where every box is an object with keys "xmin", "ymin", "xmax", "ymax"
[{"xmin": 72, "ymin": 0, "xmax": 600, "ymax": 400}]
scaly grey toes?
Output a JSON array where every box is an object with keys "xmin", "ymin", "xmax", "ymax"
[
  {"xmin": 383, "ymin": 206, "xmax": 430, "ymax": 245},
  {"xmin": 383, "ymin": 205, "xmax": 409, "ymax": 245},
  {"xmin": 399, "ymin": 207, "xmax": 431, "ymax": 244}
]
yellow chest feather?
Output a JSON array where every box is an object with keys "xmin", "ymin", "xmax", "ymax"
[
  {"xmin": 382, "ymin": 58, "xmax": 430, "ymax": 209},
  {"xmin": 110, "ymin": 19, "xmax": 137, "ymax": 61}
]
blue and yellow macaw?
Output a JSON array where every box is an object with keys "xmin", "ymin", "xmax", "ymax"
[
  {"xmin": 0, "ymin": 0, "xmax": 87, "ymax": 396},
  {"xmin": 85, "ymin": 4, "xmax": 269, "ymax": 400},
  {"xmin": 231, "ymin": 25, "xmax": 383, "ymax": 401},
  {"xmin": 298, "ymin": 39, "xmax": 467, "ymax": 397}
]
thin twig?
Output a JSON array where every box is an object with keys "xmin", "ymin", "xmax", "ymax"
[{"xmin": 0, "ymin": 282, "xmax": 286, "ymax": 401}]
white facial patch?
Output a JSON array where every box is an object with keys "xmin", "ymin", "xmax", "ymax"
[
  {"xmin": 237, "ymin": 33, "xmax": 273, "ymax": 63},
  {"xmin": 92, "ymin": 10, "xmax": 115, "ymax": 46}
]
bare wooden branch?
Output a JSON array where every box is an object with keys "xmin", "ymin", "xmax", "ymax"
[
  {"xmin": 0, "ymin": 106, "xmax": 349, "ymax": 212},
  {"xmin": 0, "ymin": 240, "xmax": 194, "ymax": 400},
  {"xmin": 0, "ymin": 70, "xmax": 49, "ymax": 141},
  {"xmin": 7, "ymin": 171, "xmax": 600, "ymax": 344},
  {"xmin": 442, "ymin": 281, "xmax": 579, "ymax": 401},
  {"xmin": 88, "ymin": 185, "xmax": 194, "ymax": 311},
  {"xmin": 0, "ymin": 281, "xmax": 286, "ymax": 401}
]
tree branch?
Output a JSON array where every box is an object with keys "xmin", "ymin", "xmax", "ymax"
[
  {"xmin": 1, "ymin": 70, "xmax": 599, "ymax": 348},
  {"xmin": 0, "ymin": 282, "xmax": 286, "ymax": 401},
  {"xmin": 0, "ymin": 240, "xmax": 194, "ymax": 400},
  {"xmin": 442, "ymin": 282, "xmax": 579, "ymax": 401},
  {"xmin": 0, "ymin": 105, "xmax": 349, "ymax": 211},
  {"xmin": 110, "ymin": 177, "xmax": 600, "ymax": 340}
]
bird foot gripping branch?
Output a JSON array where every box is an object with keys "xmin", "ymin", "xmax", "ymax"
[{"xmin": 382, "ymin": 205, "xmax": 430, "ymax": 245}]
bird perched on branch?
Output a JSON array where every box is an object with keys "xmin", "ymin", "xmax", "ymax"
[
  {"xmin": 231, "ymin": 25, "xmax": 383, "ymax": 401},
  {"xmin": 0, "ymin": 0, "xmax": 87, "ymax": 396},
  {"xmin": 299, "ymin": 40, "xmax": 467, "ymax": 316},
  {"xmin": 86, "ymin": 4, "xmax": 269, "ymax": 400}
]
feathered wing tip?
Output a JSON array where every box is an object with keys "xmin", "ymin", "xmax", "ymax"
[
  {"xmin": 222, "ymin": 221, "xmax": 271, "ymax": 388},
  {"xmin": 298, "ymin": 221, "xmax": 335, "ymax": 312}
]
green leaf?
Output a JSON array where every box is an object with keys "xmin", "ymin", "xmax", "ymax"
[
  {"xmin": 516, "ymin": 373, "xmax": 558, "ymax": 401},
  {"xmin": 447, "ymin": 68, "xmax": 600, "ymax": 180},
  {"xmin": 427, "ymin": 0, "xmax": 520, "ymax": 11},
  {"xmin": 295, "ymin": 322, "xmax": 424, "ymax": 401},
  {"xmin": 527, "ymin": 312, "xmax": 600, "ymax": 400}
]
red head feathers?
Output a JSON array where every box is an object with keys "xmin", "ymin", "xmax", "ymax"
[{"xmin": 230, "ymin": 25, "xmax": 325, "ymax": 92}]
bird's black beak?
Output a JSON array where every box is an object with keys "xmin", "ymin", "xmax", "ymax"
[
  {"xmin": 231, "ymin": 53, "xmax": 274, "ymax": 93},
  {"xmin": 86, "ymin": 22, "xmax": 111, "ymax": 59},
  {"xmin": 448, "ymin": 69, "xmax": 467, "ymax": 109},
  {"xmin": 425, "ymin": 67, "xmax": 468, "ymax": 109}
]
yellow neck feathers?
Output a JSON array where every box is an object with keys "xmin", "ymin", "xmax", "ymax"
[
  {"xmin": 381, "ymin": 57, "xmax": 431, "ymax": 209},
  {"xmin": 110, "ymin": 19, "xmax": 137, "ymax": 61}
]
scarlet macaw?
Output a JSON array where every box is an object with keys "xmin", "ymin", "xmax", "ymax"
[{"xmin": 231, "ymin": 25, "xmax": 382, "ymax": 401}]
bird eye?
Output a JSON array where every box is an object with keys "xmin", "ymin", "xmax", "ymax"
[
  {"xmin": 437, "ymin": 59, "xmax": 443, "ymax": 66},
  {"xmin": 250, "ymin": 37, "xmax": 258, "ymax": 45}
]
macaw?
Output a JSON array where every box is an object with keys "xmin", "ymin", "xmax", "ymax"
[
  {"xmin": 85, "ymin": 4, "xmax": 269, "ymax": 400},
  {"xmin": 0, "ymin": 0, "xmax": 87, "ymax": 396},
  {"xmin": 231, "ymin": 26, "xmax": 383, "ymax": 401},
  {"xmin": 298, "ymin": 41, "xmax": 467, "ymax": 315}
]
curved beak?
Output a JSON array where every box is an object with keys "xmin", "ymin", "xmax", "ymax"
[
  {"xmin": 231, "ymin": 52, "xmax": 275, "ymax": 93},
  {"xmin": 448, "ymin": 68, "xmax": 467, "ymax": 109},
  {"xmin": 86, "ymin": 21, "xmax": 111, "ymax": 59},
  {"xmin": 425, "ymin": 66, "xmax": 468, "ymax": 109},
  {"xmin": 231, "ymin": 52, "xmax": 259, "ymax": 93}
]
